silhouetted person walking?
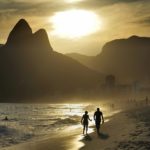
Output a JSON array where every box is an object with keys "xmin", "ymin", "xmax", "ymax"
[
  {"xmin": 94, "ymin": 108, "xmax": 104, "ymax": 134},
  {"xmin": 81, "ymin": 111, "xmax": 92, "ymax": 135}
]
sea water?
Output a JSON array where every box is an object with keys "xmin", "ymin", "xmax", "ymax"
[{"xmin": 0, "ymin": 103, "xmax": 120, "ymax": 148}]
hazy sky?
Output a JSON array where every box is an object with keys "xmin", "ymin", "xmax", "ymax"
[{"xmin": 1, "ymin": 0, "xmax": 150, "ymax": 55}]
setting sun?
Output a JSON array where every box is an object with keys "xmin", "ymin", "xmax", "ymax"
[{"xmin": 49, "ymin": 9, "xmax": 102, "ymax": 38}]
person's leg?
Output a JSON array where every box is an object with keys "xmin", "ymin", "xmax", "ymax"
[
  {"xmin": 83, "ymin": 124, "xmax": 85, "ymax": 134},
  {"xmin": 85, "ymin": 124, "xmax": 88, "ymax": 134},
  {"xmin": 96, "ymin": 120, "xmax": 100, "ymax": 134},
  {"xmin": 99, "ymin": 124, "xmax": 101, "ymax": 134},
  {"xmin": 96, "ymin": 124, "xmax": 100, "ymax": 134}
]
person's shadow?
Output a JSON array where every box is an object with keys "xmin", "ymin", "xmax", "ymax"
[
  {"xmin": 83, "ymin": 134, "xmax": 92, "ymax": 141},
  {"xmin": 98, "ymin": 132, "xmax": 109, "ymax": 140}
]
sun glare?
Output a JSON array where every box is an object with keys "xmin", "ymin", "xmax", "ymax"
[{"xmin": 49, "ymin": 9, "xmax": 102, "ymax": 39}]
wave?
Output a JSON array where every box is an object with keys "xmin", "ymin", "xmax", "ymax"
[
  {"xmin": 55, "ymin": 118, "xmax": 78, "ymax": 124},
  {"xmin": 52, "ymin": 115, "xmax": 80, "ymax": 126},
  {"xmin": 0, "ymin": 103, "xmax": 87, "ymax": 148},
  {"xmin": 0, "ymin": 125, "xmax": 17, "ymax": 136},
  {"xmin": 0, "ymin": 125, "xmax": 34, "ymax": 148}
]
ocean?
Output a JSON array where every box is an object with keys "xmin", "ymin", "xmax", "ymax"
[{"xmin": 0, "ymin": 103, "xmax": 120, "ymax": 148}]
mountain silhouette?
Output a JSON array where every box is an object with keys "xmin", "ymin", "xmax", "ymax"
[
  {"xmin": 6, "ymin": 19, "xmax": 32, "ymax": 45},
  {"xmin": 67, "ymin": 36, "xmax": 150, "ymax": 84},
  {"xmin": 0, "ymin": 19, "xmax": 102, "ymax": 101},
  {"xmin": 67, "ymin": 53, "xmax": 95, "ymax": 70}
]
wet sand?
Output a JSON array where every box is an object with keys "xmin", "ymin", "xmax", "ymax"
[
  {"xmin": 80, "ymin": 106, "xmax": 150, "ymax": 150},
  {"xmin": 1, "ymin": 128, "xmax": 83, "ymax": 150}
]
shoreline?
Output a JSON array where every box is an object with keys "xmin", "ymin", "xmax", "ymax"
[
  {"xmin": 1, "ymin": 123, "xmax": 85, "ymax": 150},
  {"xmin": 2, "ymin": 106, "xmax": 150, "ymax": 150},
  {"xmin": 1, "ymin": 109, "xmax": 122, "ymax": 150}
]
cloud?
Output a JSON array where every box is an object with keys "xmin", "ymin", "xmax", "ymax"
[
  {"xmin": 132, "ymin": 16, "xmax": 150, "ymax": 26},
  {"xmin": 0, "ymin": 0, "xmax": 147, "ymax": 16},
  {"xmin": 0, "ymin": 0, "xmax": 68, "ymax": 17},
  {"xmin": 75, "ymin": 0, "xmax": 146, "ymax": 10}
]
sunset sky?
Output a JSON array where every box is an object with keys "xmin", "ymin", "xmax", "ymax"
[{"xmin": 0, "ymin": 0, "xmax": 150, "ymax": 55}]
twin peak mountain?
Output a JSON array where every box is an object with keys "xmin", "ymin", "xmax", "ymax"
[
  {"xmin": 0, "ymin": 19, "xmax": 101, "ymax": 100},
  {"xmin": 6, "ymin": 19, "xmax": 53, "ymax": 51}
]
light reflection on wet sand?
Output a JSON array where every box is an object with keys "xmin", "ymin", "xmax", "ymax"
[{"xmin": 67, "ymin": 107, "xmax": 122, "ymax": 150}]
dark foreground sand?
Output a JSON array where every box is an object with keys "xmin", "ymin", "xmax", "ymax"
[{"xmin": 2, "ymin": 106, "xmax": 150, "ymax": 150}]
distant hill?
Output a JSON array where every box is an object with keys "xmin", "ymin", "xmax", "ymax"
[
  {"xmin": 66, "ymin": 53, "xmax": 95, "ymax": 69},
  {"xmin": 0, "ymin": 19, "xmax": 103, "ymax": 101},
  {"xmin": 67, "ymin": 36, "xmax": 150, "ymax": 84}
]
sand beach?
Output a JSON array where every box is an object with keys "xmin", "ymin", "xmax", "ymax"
[{"xmin": 2, "ymin": 104, "xmax": 150, "ymax": 150}]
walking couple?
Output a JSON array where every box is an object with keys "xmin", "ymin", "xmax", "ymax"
[{"xmin": 81, "ymin": 108, "xmax": 104, "ymax": 135}]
